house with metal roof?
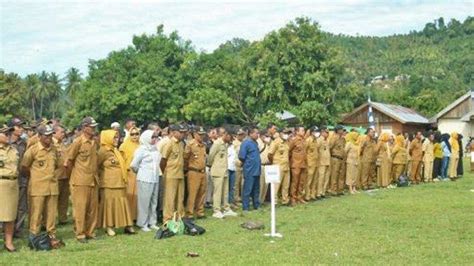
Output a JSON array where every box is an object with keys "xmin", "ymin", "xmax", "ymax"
[
  {"xmin": 431, "ymin": 90, "xmax": 473, "ymax": 146},
  {"xmin": 340, "ymin": 101, "xmax": 430, "ymax": 134}
]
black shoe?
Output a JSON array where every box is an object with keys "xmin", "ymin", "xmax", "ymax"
[
  {"xmin": 196, "ymin": 215, "xmax": 206, "ymax": 220},
  {"xmin": 124, "ymin": 227, "xmax": 137, "ymax": 235}
]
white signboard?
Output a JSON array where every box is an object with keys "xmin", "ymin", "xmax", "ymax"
[{"xmin": 264, "ymin": 165, "xmax": 280, "ymax": 184}]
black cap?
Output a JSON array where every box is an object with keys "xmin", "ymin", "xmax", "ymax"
[
  {"xmin": 335, "ymin": 125, "xmax": 344, "ymax": 131},
  {"xmin": 81, "ymin": 117, "xmax": 98, "ymax": 127},
  {"xmin": 194, "ymin": 126, "xmax": 206, "ymax": 135},
  {"xmin": 169, "ymin": 124, "xmax": 180, "ymax": 132},
  {"xmin": 8, "ymin": 117, "xmax": 25, "ymax": 127},
  {"xmin": 310, "ymin": 126, "xmax": 320, "ymax": 133}
]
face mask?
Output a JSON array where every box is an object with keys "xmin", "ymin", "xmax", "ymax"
[
  {"xmin": 281, "ymin": 134, "xmax": 289, "ymax": 140},
  {"xmin": 264, "ymin": 137, "xmax": 271, "ymax": 143},
  {"xmin": 313, "ymin": 132, "xmax": 320, "ymax": 138},
  {"xmin": 20, "ymin": 132, "xmax": 28, "ymax": 140}
]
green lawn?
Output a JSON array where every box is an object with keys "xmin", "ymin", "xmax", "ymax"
[{"xmin": 1, "ymin": 160, "xmax": 473, "ymax": 265}]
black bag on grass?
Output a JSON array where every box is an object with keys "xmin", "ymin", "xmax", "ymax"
[
  {"xmin": 154, "ymin": 228, "xmax": 175, "ymax": 240},
  {"xmin": 182, "ymin": 218, "xmax": 206, "ymax": 236},
  {"xmin": 397, "ymin": 175, "xmax": 409, "ymax": 187},
  {"xmin": 28, "ymin": 233, "xmax": 52, "ymax": 251}
]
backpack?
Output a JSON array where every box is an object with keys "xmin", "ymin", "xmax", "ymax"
[
  {"xmin": 28, "ymin": 233, "xmax": 52, "ymax": 251},
  {"xmin": 154, "ymin": 227, "xmax": 176, "ymax": 240},
  {"xmin": 182, "ymin": 218, "xmax": 206, "ymax": 236},
  {"xmin": 397, "ymin": 174, "xmax": 409, "ymax": 187}
]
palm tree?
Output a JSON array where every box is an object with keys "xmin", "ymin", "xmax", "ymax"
[
  {"xmin": 64, "ymin": 67, "xmax": 83, "ymax": 103},
  {"xmin": 48, "ymin": 72, "xmax": 63, "ymax": 119},
  {"xmin": 25, "ymin": 74, "xmax": 40, "ymax": 120},
  {"xmin": 38, "ymin": 71, "xmax": 50, "ymax": 118}
]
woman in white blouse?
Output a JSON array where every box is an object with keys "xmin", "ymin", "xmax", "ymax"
[{"xmin": 130, "ymin": 130, "xmax": 161, "ymax": 232}]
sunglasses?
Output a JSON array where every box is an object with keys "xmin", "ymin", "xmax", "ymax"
[{"xmin": 130, "ymin": 133, "xmax": 139, "ymax": 136}]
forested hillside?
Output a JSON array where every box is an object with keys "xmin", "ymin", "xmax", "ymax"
[{"xmin": 1, "ymin": 16, "xmax": 472, "ymax": 127}]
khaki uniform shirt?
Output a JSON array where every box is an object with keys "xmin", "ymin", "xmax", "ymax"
[
  {"xmin": 233, "ymin": 139, "xmax": 242, "ymax": 168},
  {"xmin": 208, "ymin": 138, "xmax": 228, "ymax": 177},
  {"xmin": 67, "ymin": 135, "xmax": 99, "ymax": 186},
  {"xmin": 305, "ymin": 136, "xmax": 319, "ymax": 168},
  {"xmin": 53, "ymin": 137, "xmax": 69, "ymax": 180},
  {"xmin": 97, "ymin": 148, "xmax": 126, "ymax": 188},
  {"xmin": 0, "ymin": 144, "xmax": 19, "ymax": 178},
  {"xmin": 257, "ymin": 138, "xmax": 271, "ymax": 165},
  {"xmin": 422, "ymin": 139, "xmax": 434, "ymax": 162},
  {"xmin": 317, "ymin": 137, "xmax": 331, "ymax": 166},
  {"xmin": 410, "ymin": 138, "xmax": 423, "ymax": 161},
  {"xmin": 329, "ymin": 135, "xmax": 346, "ymax": 159},
  {"xmin": 267, "ymin": 137, "xmax": 289, "ymax": 171},
  {"xmin": 289, "ymin": 135, "xmax": 307, "ymax": 169},
  {"xmin": 345, "ymin": 142, "xmax": 359, "ymax": 165},
  {"xmin": 360, "ymin": 137, "xmax": 377, "ymax": 163},
  {"xmin": 26, "ymin": 134, "xmax": 39, "ymax": 149},
  {"xmin": 162, "ymin": 137, "xmax": 184, "ymax": 179},
  {"xmin": 392, "ymin": 146, "xmax": 408, "ymax": 164},
  {"xmin": 22, "ymin": 142, "xmax": 58, "ymax": 196},
  {"xmin": 184, "ymin": 139, "xmax": 206, "ymax": 171}
]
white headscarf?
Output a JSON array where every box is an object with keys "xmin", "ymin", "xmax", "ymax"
[{"xmin": 139, "ymin": 130, "xmax": 157, "ymax": 151}]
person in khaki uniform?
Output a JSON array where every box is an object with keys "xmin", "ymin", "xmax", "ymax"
[
  {"xmin": 0, "ymin": 125, "xmax": 20, "ymax": 252},
  {"xmin": 97, "ymin": 130, "xmax": 135, "ymax": 236},
  {"xmin": 65, "ymin": 117, "xmax": 99, "ymax": 243},
  {"xmin": 409, "ymin": 131, "xmax": 423, "ymax": 184},
  {"xmin": 21, "ymin": 125, "xmax": 59, "ymax": 240},
  {"xmin": 184, "ymin": 127, "xmax": 207, "ymax": 219},
  {"xmin": 208, "ymin": 128, "xmax": 236, "ymax": 218},
  {"xmin": 345, "ymin": 131, "xmax": 360, "ymax": 194},
  {"xmin": 268, "ymin": 128, "xmax": 291, "ymax": 205},
  {"xmin": 160, "ymin": 125, "xmax": 185, "ymax": 223},
  {"xmin": 289, "ymin": 126, "xmax": 307, "ymax": 206},
  {"xmin": 258, "ymin": 130, "xmax": 271, "ymax": 204},
  {"xmin": 304, "ymin": 126, "xmax": 320, "ymax": 201},
  {"xmin": 376, "ymin": 132, "xmax": 392, "ymax": 188},
  {"xmin": 360, "ymin": 128, "xmax": 378, "ymax": 190},
  {"xmin": 52, "ymin": 125, "xmax": 70, "ymax": 225},
  {"xmin": 119, "ymin": 126, "xmax": 140, "ymax": 221},
  {"xmin": 422, "ymin": 132, "xmax": 435, "ymax": 183},
  {"xmin": 329, "ymin": 125, "xmax": 346, "ymax": 196},
  {"xmin": 316, "ymin": 127, "xmax": 330, "ymax": 199},
  {"xmin": 391, "ymin": 134, "xmax": 408, "ymax": 183},
  {"xmin": 232, "ymin": 129, "xmax": 246, "ymax": 203}
]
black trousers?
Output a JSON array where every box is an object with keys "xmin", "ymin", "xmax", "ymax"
[{"xmin": 432, "ymin": 158, "xmax": 442, "ymax": 178}]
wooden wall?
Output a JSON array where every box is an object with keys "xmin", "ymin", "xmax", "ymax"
[{"xmin": 442, "ymin": 97, "xmax": 472, "ymax": 119}]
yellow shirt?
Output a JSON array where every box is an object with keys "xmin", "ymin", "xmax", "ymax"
[
  {"xmin": 22, "ymin": 142, "xmax": 58, "ymax": 196},
  {"xmin": 98, "ymin": 148, "xmax": 126, "ymax": 188},
  {"xmin": 433, "ymin": 143, "xmax": 443, "ymax": 158},
  {"xmin": 0, "ymin": 144, "xmax": 19, "ymax": 178},
  {"xmin": 162, "ymin": 137, "xmax": 184, "ymax": 179}
]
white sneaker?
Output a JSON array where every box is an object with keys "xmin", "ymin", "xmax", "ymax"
[
  {"xmin": 149, "ymin": 225, "xmax": 160, "ymax": 231},
  {"xmin": 141, "ymin": 226, "xmax": 151, "ymax": 232},
  {"xmin": 212, "ymin": 211, "xmax": 224, "ymax": 219},
  {"xmin": 223, "ymin": 209, "xmax": 238, "ymax": 217}
]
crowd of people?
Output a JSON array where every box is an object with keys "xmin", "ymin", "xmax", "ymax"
[{"xmin": 0, "ymin": 116, "xmax": 468, "ymax": 252}]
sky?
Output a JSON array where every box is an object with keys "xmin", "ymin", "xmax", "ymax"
[{"xmin": 1, "ymin": 0, "xmax": 472, "ymax": 77}]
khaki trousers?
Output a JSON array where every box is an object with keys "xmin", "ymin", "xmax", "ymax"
[
  {"xmin": 71, "ymin": 185, "xmax": 98, "ymax": 239},
  {"xmin": 233, "ymin": 167, "xmax": 243, "ymax": 202},
  {"xmin": 317, "ymin": 165, "xmax": 330, "ymax": 196},
  {"xmin": 290, "ymin": 168, "xmax": 307, "ymax": 203},
  {"xmin": 330, "ymin": 158, "xmax": 345, "ymax": 194},
  {"xmin": 410, "ymin": 160, "xmax": 422, "ymax": 183},
  {"xmin": 448, "ymin": 156, "xmax": 459, "ymax": 178},
  {"xmin": 274, "ymin": 168, "xmax": 290, "ymax": 204},
  {"xmin": 126, "ymin": 171, "xmax": 138, "ymax": 220},
  {"xmin": 346, "ymin": 163, "xmax": 358, "ymax": 187},
  {"xmin": 423, "ymin": 160, "xmax": 433, "ymax": 182},
  {"xmin": 212, "ymin": 176, "xmax": 230, "ymax": 212},
  {"xmin": 305, "ymin": 165, "xmax": 318, "ymax": 200},
  {"xmin": 163, "ymin": 178, "xmax": 185, "ymax": 223},
  {"xmin": 57, "ymin": 178, "xmax": 70, "ymax": 223},
  {"xmin": 360, "ymin": 162, "xmax": 376, "ymax": 189},
  {"xmin": 29, "ymin": 195, "xmax": 58, "ymax": 236},
  {"xmin": 185, "ymin": 171, "xmax": 207, "ymax": 218}
]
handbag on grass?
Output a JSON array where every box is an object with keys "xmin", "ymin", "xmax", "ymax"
[{"xmin": 166, "ymin": 212, "xmax": 185, "ymax": 235}]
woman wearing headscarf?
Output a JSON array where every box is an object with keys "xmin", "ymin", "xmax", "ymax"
[
  {"xmin": 130, "ymin": 130, "xmax": 161, "ymax": 232},
  {"xmin": 345, "ymin": 131, "xmax": 359, "ymax": 194},
  {"xmin": 377, "ymin": 132, "xmax": 392, "ymax": 188},
  {"xmin": 432, "ymin": 132, "xmax": 443, "ymax": 181},
  {"xmin": 98, "ymin": 130, "xmax": 135, "ymax": 236},
  {"xmin": 440, "ymin": 133, "xmax": 451, "ymax": 180},
  {"xmin": 391, "ymin": 134, "xmax": 408, "ymax": 184},
  {"xmin": 355, "ymin": 133, "xmax": 366, "ymax": 190},
  {"xmin": 448, "ymin": 132, "xmax": 460, "ymax": 181},
  {"xmin": 457, "ymin": 134, "xmax": 464, "ymax": 177},
  {"xmin": 119, "ymin": 126, "xmax": 140, "ymax": 221}
]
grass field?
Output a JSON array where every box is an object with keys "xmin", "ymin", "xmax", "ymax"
[{"xmin": 1, "ymin": 160, "xmax": 473, "ymax": 265}]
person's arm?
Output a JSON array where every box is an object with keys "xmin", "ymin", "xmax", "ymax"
[
  {"xmin": 20, "ymin": 147, "xmax": 34, "ymax": 177},
  {"xmin": 130, "ymin": 148, "xmax": 144, "ymax": 173},
  {"xmin": 267, "ymin": 141, "xmax": 277, "ymax": 164},
  {"xmin": 238, "ymin": 141, "xmax": 247, "ymax": 163},
  {"xmin": 160, "ymin": 141, "xmax": 172, "ymax": 174},
  {"xmin": 207, "ymin": 142, "xmax": 218, "ymax": 167},
  {"xmin": 183, "ymin": 143, "xmax": 192, "ymax": 170},
  {"xmin": 64, "ymin": 139, "xmax": 80, "ymax": 169}
]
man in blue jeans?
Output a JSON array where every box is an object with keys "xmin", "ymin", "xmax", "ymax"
[{"xmin": 238, "ymin": 127, "xmax": 261, "ymax": 211}]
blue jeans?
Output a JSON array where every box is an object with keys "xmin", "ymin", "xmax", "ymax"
[
  {"xmin": 228, "ymin": 170, "xmax": 236, "ymax": 204},
  {"xmin": 242, "ymin": 174, "xmax": 260, "ymax": 211},
  {"xmin": 441, "ymin": 156, "xmax": 450, "ymax": 179}
]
